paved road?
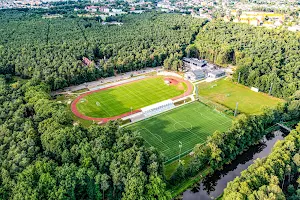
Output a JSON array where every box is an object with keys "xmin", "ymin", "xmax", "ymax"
[{"xmin": 51, "ymin": 67, "xmax": 162, "ymax": 96}]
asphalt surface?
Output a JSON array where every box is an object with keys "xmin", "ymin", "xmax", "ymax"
[{"xmin": 51, "ymin": 67, "xmax": 162, "ymax": 96}]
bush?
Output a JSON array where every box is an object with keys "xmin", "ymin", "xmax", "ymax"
[{"xmin": 169, "ymin": 162, "xmax": 186, "ymax": 185}]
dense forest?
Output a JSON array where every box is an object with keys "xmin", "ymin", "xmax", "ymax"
[
  {"xmin": 188, "ymin": 21, "xmax": 300, "ymax": 98},
  {"xmin": 0, "ymin": 77, "xmax": 171, "ymax": 199},
  {"xmin": 0, "ymin": 10, "xmax": 206, "ymax": 90},
  {"xmin": 1, "ymin": 9, "xmax": 300, "ymax": 199},
  {"xmin": 223, "ymin": 125, "xmax": 300, "ymax": 200}
]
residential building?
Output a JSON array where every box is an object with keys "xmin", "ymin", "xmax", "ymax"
[
  {"xmin": 112, "ymin": 9, "xmax": 124, "ymax": 14},
  {"xmin": 288, "ymin": 25, "xmax": 300, "ymax": 32},
  {"xmin": 274, "ymin": 20, "xmax": 283, "ymax": 27},
  {"xmin": 249, "ymin": 19, "xmax": 260, "ymax": 26},
  {"xmin": 83, "ymin": 57, "xmax": 93, "ymax": 66},
  {"xmin": 85, "ymin": 6, "xmax": 99, "ymax": 12},
  {"xmin": 223, "ymin": 16, "xmax": 231, "ymax": 22},
  {"xmin": 99, "ymin": 6, "xmax": 110, "ymax": 13}
]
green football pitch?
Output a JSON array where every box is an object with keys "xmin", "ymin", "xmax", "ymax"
[
  {"xmin": 127, "ymin": 101, "xmax": 232, "ymax": 162},
  {"xmin": 198, "ymin": 78, "xmax": 284, "ymax": 115},
  {"xmin": 76, "ymin": 76, "xmax": 187, "ymax": 118}
]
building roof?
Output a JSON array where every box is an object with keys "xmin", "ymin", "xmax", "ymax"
[
  {"xmin": 83, "ymin": 57, "xmax": 93, "ymax": 66},
  {"xmin": 208, "ymin": 70, "xmax": 225, "ymax": 76},
  {"xmin": 192, "ymin": 70, "xmax": 205, "ymax": 77},
  {"xmin": 185, "ymin": 70, "xmax": 205, "ymax": 79},
  {"xmin": 183, "ymin": 57, "xmax": 207, "ymax": 66}
]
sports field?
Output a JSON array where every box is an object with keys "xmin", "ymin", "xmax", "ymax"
[
  {"xmin": 127, "ymin": 101, "xmax": 232, "ymax": 162},
  {"xmin": 198, "ymin": 79, "xmax": 284, "ymax": 115},
  {"xmin": 75, "ymin": 76, "xmax": 189, "ymax": 118}
]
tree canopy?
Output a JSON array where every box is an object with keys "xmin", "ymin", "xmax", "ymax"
[
  {"xmin": 223, "ymin": 125, "xmax": 300, "ymax": 200},
  {"xmin": 0, "ymin": 10, "xmax": 207, "ymax": 90},
  {"xmin": 191, "ymin": 20, "xmax": 300, "ymax": 98},
  {"xmin": 0, "ymin": 77, "xmax": 171, "ymax": 199}
]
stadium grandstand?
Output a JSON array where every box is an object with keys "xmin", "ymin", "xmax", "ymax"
[{"xmin": 141, "ymin": 99, "xmax": 175, "ymax": 117}]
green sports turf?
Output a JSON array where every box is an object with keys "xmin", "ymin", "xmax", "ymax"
[
  {"xmin": 198, "ymin": 78, "xmax": 284, "ymax": 115},
  {"xmin": 127, "ymin": 101, "xmax": 232, "ymax": 161},
  {"xmin": 76, "ymin": 77, "xmax": 187, "ymax": 118}
]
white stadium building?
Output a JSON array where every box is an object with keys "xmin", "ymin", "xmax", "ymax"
[{"xmin": 141, "ymin": 99, "xmax": 175, "ymax": 117}]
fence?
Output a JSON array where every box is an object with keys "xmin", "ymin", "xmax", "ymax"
[{"xmin": 198, "ymin": 96, "xmax": 233, "ymax": 115}]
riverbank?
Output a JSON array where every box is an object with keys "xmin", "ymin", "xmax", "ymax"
[
  {"xmin": 183, "ymin": 129, "xmax": 286, "ymax": 199},
  {"xmin": 169, "ymin": 124, "xmax": 288, "ymax": 199}
]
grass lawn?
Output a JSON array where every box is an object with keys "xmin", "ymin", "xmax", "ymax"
[
  {"xmin": 127, "ymin": 101, "xmax": 232, "ymax": 162},
  {"xmin": 198, "ymin": 79, "xmax": 284, "ymax": 115},
  {"xmin": 76, "ymin": 76, "xmax": 187, "ymax": 118},
  {"xmin": 55, "ymin": 94, "xmax": 94, "ymax": 127},
  {"xmin": 164, "ymin": 155, "xmax": 194, "ymax": 179}
]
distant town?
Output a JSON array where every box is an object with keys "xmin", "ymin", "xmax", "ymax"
[{"xmin": 2, "ymin": 0, "xmax": 300, "ymax": 32}]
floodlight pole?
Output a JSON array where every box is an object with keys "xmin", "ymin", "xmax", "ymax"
[
  {"xmin": 196, "ymin": 85, "xmax": 199, "ymax": 100},
  {"xmin": 238, "ymin": 72, "xmax": 241, "ymax": 83},
  {"xmin": 178, "ymin": 141, "xmax": 182, "ymax": 162},
  {"xmin": 234, "ymin": 102, "xmax": 239, "ymax": 117},
  {"xmin": 131, "ymin": 107, "xmax": 133, "ymax": 115},
  {"xmin": 269, "ymin": 83, "xmax": 273, "ymax": 95}
]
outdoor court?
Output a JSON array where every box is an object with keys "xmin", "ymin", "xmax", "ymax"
[{"xmin": 127, "ymin": 101, "xmax": 232, "ymax": 162}]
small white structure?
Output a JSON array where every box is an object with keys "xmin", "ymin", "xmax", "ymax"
[
  {"xmin": 112, "ymin": 9, "xmax": 122, "ymax": 13},
  {"xmin": 130, "ymin": 10, "xmax": 145, "ymax": 14},
  {"xmin": 251, "ymin": 87, "xmax": 259, "ymax": 92},
  {"xmin": 102, "ymin": 21, "xmax": 123, "ymax": 26},
  {"xmin": 288, "ymin": 25, "xmax": 300, "ymax": 32},
  {"xmin": 141, "ymin": 100, "xmax": 175, "ymax": 117},
  {"xmin": 207, "ymin": 70, "xmax": 226, "ymax": 79},
  {"xmin": 164, "ymin": 80, "xmax": 171, "ymax": 85},
  {"xmin": 274, "ymin": 20, "xmax": 283, "ymax": 27}
]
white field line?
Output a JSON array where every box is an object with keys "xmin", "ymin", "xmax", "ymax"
[
  {"xmin": 166, "ymin": 116, "xmax": 206, "ymax": 143},
  {"xmin": 138, "ymin": 127, "xmax": 170, "ymax": 152}
]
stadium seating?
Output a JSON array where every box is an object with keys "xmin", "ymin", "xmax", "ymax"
[{"xmin": 141, "ymin": 100, "xmax": 175, "ymax": 117}]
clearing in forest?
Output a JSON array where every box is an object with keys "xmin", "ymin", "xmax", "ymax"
[
  {"xmin": 73, "ymin": 76, "xmax": 192, "ymax": 121},
  {"xmin": 127, "ymin": 101, "xmax": 232, "ymax": 162},
  {"xmin": 198, "ymin": 79, "xmax": 284, "ymax": 115}
]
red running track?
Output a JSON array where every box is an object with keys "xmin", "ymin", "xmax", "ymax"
[{"xmin": 71, "ymin": 76, "xmax": 193, "ymax": 123}]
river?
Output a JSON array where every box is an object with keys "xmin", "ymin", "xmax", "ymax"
[{"xmin": 183, "ymin": 129, "xmax": 288, "ymax": 200}]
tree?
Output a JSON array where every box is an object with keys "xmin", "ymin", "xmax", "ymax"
[
  {"xmin": 0, "ymin": 11, "xmax": 207, "ymax": 90},
  {"xmin": 191, "ymin": 20, "xmax": 300, "ymax": 98},
  {"xmin": 146, "ymin": 174, "xmax": 171, "ymax": 200},
  {"xmin": 169, "ymin": 161, "xmax": 185, "ymax": 185},
  {"xmin": 100, "ymin": 174, "xmax": 110, "ymax": 200},
  {"xmin": 223, "ymin": 125, "xmax": 300, "ymax": 199},
  {"xmin": 0, "ymin": 79, "xmax": 169, "ymax": 199}
]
